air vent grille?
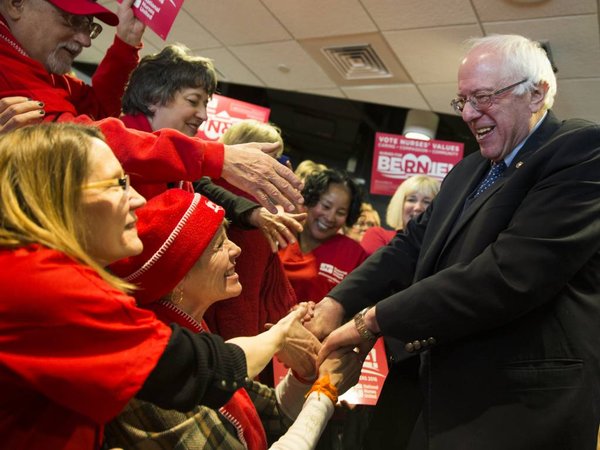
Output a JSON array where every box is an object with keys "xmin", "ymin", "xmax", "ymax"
[{"xmin": 321, "ymin": 44, "xmax": 392, "ymax": 80}]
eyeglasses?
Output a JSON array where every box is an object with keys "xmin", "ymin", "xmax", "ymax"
[
  {"xmin": 60, "ymin": 12, "xmax": 103, "ymax": 39},
  {"xmin": 83, "ymin": 174, "xmax": 130, "ymax": 192},
  {"xmin": 46, "ymin": 0, "xmax": 103, "ymax": 40},
  {"xmin": 450, "ymin": 79, "xmax": 529, "ymax": 114}
]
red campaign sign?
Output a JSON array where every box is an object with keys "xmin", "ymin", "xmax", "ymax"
[
  {"xmin": 196, "ymin": 94, "xmax": 271, "ymax": 141},
  {"xmin": 370, "ymin": 132, "xmax": 464, "ymax": 196},
  {"xmin": 273, "ymin": 337, "xmax": 389, "ymax": 406},
  {"xmin": 118, "ymin": 0, "xmax": 184, "ymax": 40}
]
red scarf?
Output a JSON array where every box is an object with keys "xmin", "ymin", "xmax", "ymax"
[{"xmin": 148, "ymin": 300, "xmax": 268, "ymax": 450}]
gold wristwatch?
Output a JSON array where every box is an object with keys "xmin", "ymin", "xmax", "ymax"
[{"xmin": 353, "ymin": 307, "xmax": 380, "ymax": 341}]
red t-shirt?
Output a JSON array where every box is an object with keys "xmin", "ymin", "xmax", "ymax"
[
  {"xmin": 279, "ymin": 234, "xmax": 368, "ymax": 302},
  {"xmin": 0, "ymin": 245, "xmax": 171, "ymax": 450}
]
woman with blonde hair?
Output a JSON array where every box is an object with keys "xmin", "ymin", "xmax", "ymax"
[
  {"xmin": 361, "ymin": 175, "xmax": 440, "ymax": 255},
  {"xmin": 294, "ymin": 159, "xmax": 328, "ymax": 182},
  {"xmin": 221, "ymin": 119, "xmax": 284, "ymax": 158},
  {"xmin": 0, "ymin": 123, "xmax": 312, "ymax": 450}
]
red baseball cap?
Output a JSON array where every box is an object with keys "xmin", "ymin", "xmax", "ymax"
[{"xmin": 46, "ymin": 0, "xmax": 119, "ymax": 26}]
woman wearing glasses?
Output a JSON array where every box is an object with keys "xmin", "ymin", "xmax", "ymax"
[{"xmin": 0, "ymin": 123, "xmax": 312, "ymax": 450}]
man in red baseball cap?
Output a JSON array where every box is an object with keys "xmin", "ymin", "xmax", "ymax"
[{"xmin": 0, "ymin": 0, "xmax": 140, "ymax": 76}]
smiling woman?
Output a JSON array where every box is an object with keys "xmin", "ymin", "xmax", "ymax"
[
  {"xmin": 121, "ymin": 43, "xmax": 217, "ymax": 138},
  {"xmin": 279, "ymin": 169, "xmax": 368, "ymax": 303},
  {"xmin": 105, "ymin": 188, "xmax": 361, "ymax": 450},
  {"xmin": 0, "ymin": 123, "xmax": 312, "ymax": 450}
]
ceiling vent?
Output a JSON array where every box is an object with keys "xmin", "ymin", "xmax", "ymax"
[
  {"xmin": 300, "ymin": 32, "xmax": 410, "ymax": 86},
  {"xmin": 322, "ymin": 44, "xmax": 392, "ymax": 80}
]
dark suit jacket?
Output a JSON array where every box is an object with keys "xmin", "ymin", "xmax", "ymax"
[{"xmin": 329, "ymin": 112, "xmax": 600, "ymax": 450}]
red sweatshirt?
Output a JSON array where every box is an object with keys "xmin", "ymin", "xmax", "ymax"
[{"xmin": 0, "ymin": 246, "xmax": 170, "ymax": 450}]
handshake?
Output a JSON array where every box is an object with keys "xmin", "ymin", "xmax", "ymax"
[{"xmin": 269, "ymin": 302, "xmax": 363, "ymax": 397}]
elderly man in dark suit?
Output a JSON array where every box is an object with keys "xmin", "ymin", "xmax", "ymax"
[{"xmin": 311, "ymin": 34, "xmax": 600, "ymax": 450}]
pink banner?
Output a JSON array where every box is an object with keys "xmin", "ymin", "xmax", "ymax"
[
  {"xmin": 370, "ymin": 132, "xmax": 464, "ymax": 196},
  {"xmin": 273, "ymin": 338, "xmax": 389, "ymax": 406},
  {"xmin": 119, "ymin": 0, "xmax": 184, "ymax": 40},
  {"xmin": 196, "ymin": 94, "xmax": 271, "ymax": 141}
]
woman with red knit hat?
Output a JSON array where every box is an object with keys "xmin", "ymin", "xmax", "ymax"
[
  {"xmin": 106, "ymin": 188, "xmax": 361, "ymax": 450},
  {"xmin": 0, "ymin": 123, "xmax": 311, "ymax": 450}
]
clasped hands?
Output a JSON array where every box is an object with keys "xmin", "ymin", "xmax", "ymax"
[{"xmin": 268, "ymin": 302, "xmax": 363, "ymax": 396}]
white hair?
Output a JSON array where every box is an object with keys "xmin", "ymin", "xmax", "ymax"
[{"xmin": 464, "ymin": 34, "xmax": 557, "ymax": 109}]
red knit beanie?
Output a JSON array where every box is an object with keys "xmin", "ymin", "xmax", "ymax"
[
  {"xmin": 46, "ymin": 0, "xmax": 119, "ymax": 26},
  {"xmin": 110, "ymin": 189, "xmax": 225, "ymax": 305}
]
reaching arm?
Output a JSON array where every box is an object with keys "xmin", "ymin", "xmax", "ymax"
[
  {"xmin": 227, "ymin": 305, "xmax": 319, "ymax": 379},
  {"xmin": 271, "ymin": 348, "xmax": 362, "ymax": 450}
]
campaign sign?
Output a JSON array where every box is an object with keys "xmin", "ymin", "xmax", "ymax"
[
  {"xmin": 196, "ymin": 94, "xmax": 271, "ymax": 141},
  {"xmin": 273, "ymin": 337, "xmax": 389, "ymax": 406},
  {"xmin": 119, "ymin": 0, "xmax": 184, "ymax": 40},
  {"xmin": 370, "ymin": 132, "xmax": 464, "ymax": 196}
]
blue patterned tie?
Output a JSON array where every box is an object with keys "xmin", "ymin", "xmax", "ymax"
[{"xmin": 473, "ymin": 161, "xmax": 507, "ymax": 198}]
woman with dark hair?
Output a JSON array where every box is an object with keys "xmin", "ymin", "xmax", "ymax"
[
  {"xmin": 120, "ymin": 44, "xmax": 304, "ymax": 252},
  {"xmin": 279, "ymin": 169, "xmax": 368, "ymax": 302}
]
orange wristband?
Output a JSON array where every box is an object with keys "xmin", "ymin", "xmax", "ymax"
[{"xmin": 306, "ymin": 374, "xmax": 338, "ymax": 404}]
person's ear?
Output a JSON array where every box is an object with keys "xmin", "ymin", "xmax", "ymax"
[
  {"xmin": 529, "ymin": 81, "xmax": 549, "ymax": 113},
  {"xmin": 4, "ymin": 0, "xmax": 27, "ymax": 20}
]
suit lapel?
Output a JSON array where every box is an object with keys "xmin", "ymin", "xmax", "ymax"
[
  {"xmin": 414, "ymin": 157, "xmax": 488, "ymax": 278},
  {"xmin": 434, "ymin": 111, "xmax": 562, "ymax": 266}
]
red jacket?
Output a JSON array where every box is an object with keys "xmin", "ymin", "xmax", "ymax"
[
  {"xmin": 0, "ymin": 18, "xmax": 224, "ymax": 196},
  {"xmin": 0, "ymin": 246, "xmax": 171, "ymax": 450}
]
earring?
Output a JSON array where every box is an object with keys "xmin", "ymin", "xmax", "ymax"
[{"xmin": 171, "ymin": 284, "xmax": 184, "ymax": 305}]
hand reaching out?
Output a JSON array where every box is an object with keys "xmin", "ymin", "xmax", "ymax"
[
  {"xmin": 303, "ymin": 297, "xmax": 345, "ymax": 341},
  {"xmin": 248, "ymin": 205, "xmax": 306, "ymax": 252},
  {"xmin": 318, "ymin": 346, "xmax": 363, "ymax": 396},
  {"xmin": 221, "ymin": 142, "xmax": 304, "ymax": 214},
  {"xmin": 0, "ymin": 97, "xmax": 45, "ymax": 133},
  {"xmin": 268, "ymin": 306, "xmax": 322, "ymax": 381}
]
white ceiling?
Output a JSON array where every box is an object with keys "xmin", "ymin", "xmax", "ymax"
[{"xmin": 82, "ymin": 0, "xmax": 600, "ymax": 124}]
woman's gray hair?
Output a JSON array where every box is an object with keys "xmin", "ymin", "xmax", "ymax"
[{"xmin": 122, "ymin": 43, "xmax": 217, "ymax": 116}]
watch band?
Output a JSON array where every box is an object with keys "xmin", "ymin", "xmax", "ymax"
[{"xmin": 353, "ymin": 307, "xmax": 380, "ymax": 341}]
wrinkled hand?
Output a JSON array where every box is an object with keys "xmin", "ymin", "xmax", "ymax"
[
  {"xmin": 222, "ymin": 142, "xmax": 304, "ymax": 214},
  {"xmin": 304, "ymin": 297, "xmax": 345, "ymax": 341},
  {"xmin": 116, "ymin": 0, "xmax": 146, "ymax": 46},
  {"xmin": 0, "ymin": 97, "xmax": 44, "ymax": 133},
  {"xmin": 268, "ymin": 306, "xmax": 322, "ymax": 381},
  {"xmin": 318, "ymin": 317, "xmax": 375, "ymax": 366},
  {"xmin": 249, "ymin": 205, "xmax": 306, "ymax": 252},
  {"xmin": 290, "ymin": 301, "xmax": 316, "ymax": 324},
  {"xmin": 318, "ymin": 346, "xmax": 363, "ymax": 395}
]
